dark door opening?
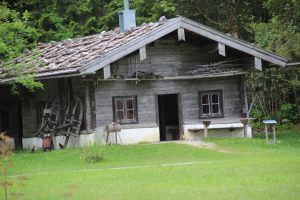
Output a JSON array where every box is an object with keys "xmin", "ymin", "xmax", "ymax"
[
  {"xmin": 158, "ymin": 94, "xmax": 180, "ymax": 141},
  {"xmin": 0, "ymin": 109, "xmax": 9, "ymax": 132},
  {"xmin": 17, "ymin": 100, "xmax": 23, "ymax": 148}
]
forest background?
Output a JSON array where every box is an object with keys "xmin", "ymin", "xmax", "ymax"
[{"xmin": 0, "ymin": 0, "xmax": 299, "ymax": 125}]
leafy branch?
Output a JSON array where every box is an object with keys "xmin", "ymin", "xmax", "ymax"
[{"xmin": 3, "ymin": 49, "xmax": 44, "ymax": 94}]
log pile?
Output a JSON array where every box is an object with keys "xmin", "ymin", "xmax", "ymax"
[
  {"xmin": 132, "ymin": 71, "xmax": 163, "ymax": 79},
  {"xmin": 185, "ymin": 60, "xmax": 245, "ymax": 76}
]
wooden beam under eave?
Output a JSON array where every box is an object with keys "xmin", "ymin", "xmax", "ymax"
[
  {"xmin": 254, "ymin": 57, "xmax": 262, "ymax": 70},
  {"xmin": 139, "ymin": 46, "xmax": 146, "ymax": 61},
  {"xmin": 218, "ymin": 43, "xmax": 226, "ymax": 56},
  {"xmin": 103, "ymin": 64, "xmax": 111, "ymax": 79},
  {"xmin": 177, "ymin": 27, "xmax": 185, "ymax": 41}
]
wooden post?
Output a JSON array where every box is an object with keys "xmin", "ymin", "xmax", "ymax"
[
  {"xmin": 272, "ymin": 125, "xmax": 276, "ymax": 144},
  {"xmin": 202, "ymin": 121, "xmax": 211, "ymax": 138},
  {"xmin": 240, "ymin": 118, "xmax": 248, "ymax": 138},
  {"xmin": 243, "ymin": 124, "xmax": 247, "ymax": 138},
  {"xmin": 240, "ymin": 118, "xmax": 254, "ymax": 138},
  {"xmin": 241, "ymin": 76, "xmax": 249, "ymax": 118},
  {"xmin": 85, "ymin": 84, "xmax": 92, "ymax": 132},
  {"xmin": 204, "ymin": 126, "xmax": 208, "ymax": 138},
  {"xmin": 265, "ymin": 124, "xmax": 268, "ymax": 144}
]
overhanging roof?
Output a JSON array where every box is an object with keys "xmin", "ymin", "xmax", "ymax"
[
  {"xmin": 80, "ymin": 16, "xmax": 288, "ymax": 74},
  {"xmin": 0, "ymin": 16, "xmax": 289, "ymax": 84}
]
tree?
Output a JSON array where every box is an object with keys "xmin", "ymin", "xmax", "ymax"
[
  {"xmin": 172, "ymin": 0, "xmax": 268, "ymax": 40},
  {"xmin": 0, "ymin": 4, "xmax": 38, "ymax": 60},
  {"xmin": 0, "ymin": 4, "xmax": 42, "ymax": 93},
  {"xmin": 251, "ymin": 0, "xmax": 300, "ymax": 61}
]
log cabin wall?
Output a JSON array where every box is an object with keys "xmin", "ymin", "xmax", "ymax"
[
  {"xmin": 111, "ymin": 38, "xmax": 224, "ymax": 79},
  {"xmin": 95, "ymin": 77, "xmax": 242, "ymax": 128},
  {"xmin": 95, "ymin": 36, "xmax": 245, "ymax": 128}
]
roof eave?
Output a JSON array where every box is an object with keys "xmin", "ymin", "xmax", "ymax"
[
  {"xmin": 178, "ymin": 16, "xmax": 288, "ymax": 67},
  {"xmin": 287, "ymin": 62, "xmax": 300, "ymax": 67},
  {"xmin": 0, "ymin": 68, "xmax": 82, "ymax": 85},
  {"xmin": 79, "ymin": 17, "xmax": 181, "ymax": 74},
  {"xmin": 79, "ymin": 16, "xmax": 288, "ymax": 75}
]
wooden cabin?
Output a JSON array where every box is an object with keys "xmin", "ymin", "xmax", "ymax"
[{"xmin": 0, "ymin": 14, "xmax": 288, "ymax": 149}]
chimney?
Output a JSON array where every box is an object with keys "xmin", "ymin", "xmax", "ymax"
[{"xmin": 118, "ymin": 0, "xmax": 136, "ymax": 32}]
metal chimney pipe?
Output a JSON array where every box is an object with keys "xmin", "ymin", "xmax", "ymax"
[
  {"xmin": 124, "ymin": 0, "xmax": 129, "ymax": 10},
  {"xmin": 119, "ymin": 0, "xmax": 136, "ymax": 32}
]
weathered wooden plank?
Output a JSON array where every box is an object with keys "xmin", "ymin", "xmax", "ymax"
[
  {"xmin": 218, "ymin": 43, "xmax": 226, "ymax": 56},
  {"xmin": 177, "ymin": 28, "xmax": 185, "ymax": 41},
  {"xmin": 254, "ymin": 57, "xmax": 262, "ymax": 70},
  {"xmin": 85, "ymin": 84, "xmax": 92, "ymax": 131},
  {"xmin": 103, "ymin": 64, "xmax": 111, "ymax": 79},
  {"xmin": 139, "ymin": 46, "xmax": 147, "ymax": 61}
]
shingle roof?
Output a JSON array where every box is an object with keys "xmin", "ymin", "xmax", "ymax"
[
  {"xmin": 0, "ymin": 17, "xmax": 174, "ymax": 81},
  {"xmin": 0, "ymin": 16, "xmax": 289, "ymax": 83}
]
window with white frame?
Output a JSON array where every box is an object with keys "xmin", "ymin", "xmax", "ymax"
[
  {"xmin": 199, "ymin": 90, "xmax": 223, "ymax": 118},
  {"xmin": 113, "ymin": 96, "xmax": 138, "ymax": 124}
]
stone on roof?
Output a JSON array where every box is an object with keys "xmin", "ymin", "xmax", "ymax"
[{"xmin": 0, "ymin": 18, "xmax": 171, "ymax": 80}]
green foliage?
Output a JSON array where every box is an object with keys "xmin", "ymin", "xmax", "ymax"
[
  {"xmin": 4, "ymin": 49, "xmax": 44, "ymax": 94},
  {"xmin": 0, "ymin": 4, "xmax": 39, "ymax": 60},
  {"xmin": 6, "ymin": 135, "xmax": 300, "ymax": 199},
  {"xmin": 278, "ymin": 103, "xmax": 300, "ymax": 123},
  {"xmin": 0, "ymin": 4, "xmax": 43, "ymax": 93},
  {"xmin": 263, "ymin": 0, "xmax": 300, "ymax": 24},
  {"xmin": 38, "ymin": 13, "xmax": 73, "ymax": 41},
  {"xmin": 250, "ymin": 0, "xmax": 300, "ymax": 60},
  {"xmin": 251, "ymin": 18, "xmax": 300, "ymax": 60},
  {"xmin": 248, "ymin": 66, "xmax": 300, "ymax": 125},
  {"xmin": 276, "ymin": 122, "xmax": 295, "ymax": 132}
]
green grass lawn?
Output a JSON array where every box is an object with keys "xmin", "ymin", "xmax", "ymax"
[{"xmin": 2, "ymin": 129, "xmax": 300, "ymax": 200}]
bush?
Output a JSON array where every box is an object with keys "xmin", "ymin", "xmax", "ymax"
[
  {"xmin": 82, "ymin": 145, "xmax": 104, "ymax": 164},
  {"xmin": 278, "ymin": 103, "xmax": 300, "ymax": 124}
]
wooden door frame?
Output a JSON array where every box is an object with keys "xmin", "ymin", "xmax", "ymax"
[{"xmin": 155, "ymin": 93, "xmax": 183, "ymax": 140}]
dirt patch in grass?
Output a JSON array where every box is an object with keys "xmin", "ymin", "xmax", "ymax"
[{"xmin": 173, "ymin": 140, "xmax": 232, "ymax": 153}]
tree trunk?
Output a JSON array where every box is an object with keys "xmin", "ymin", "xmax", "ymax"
[{"xmin": 227, "ymin": 0, "xmax": 239, "ymax": 38}]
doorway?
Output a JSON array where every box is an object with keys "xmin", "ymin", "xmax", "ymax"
[
  {"xmin": 0, "ymin": 109, "xmax": 9, "ymax": 133},
  {"xmin": 158, "ymin": 94, "xmax": 180, "ymax": 141},
  {"xmin": 17, "ymin": 100, "xmax": 23, "ymax": 148}
]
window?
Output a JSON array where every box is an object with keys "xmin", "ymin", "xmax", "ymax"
[
  {"xmin": 113, "ymin": 96, "xmax": 138, "ymax": 124},
  {"xmin": 199, "ymin": 90, "xmax": 223, "ymax": 118}
]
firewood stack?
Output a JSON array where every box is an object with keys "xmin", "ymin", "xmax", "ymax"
[{"xmin": 132, "ymin": 71, "xmax": 163, "ymax": 79}]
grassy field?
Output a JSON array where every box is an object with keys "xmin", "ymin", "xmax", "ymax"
[{"xmin": 1, "ymin": 129, "xmax": 300, "ymax": 200}]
